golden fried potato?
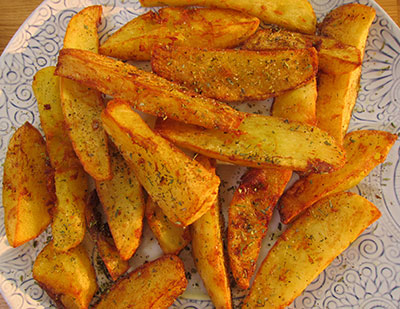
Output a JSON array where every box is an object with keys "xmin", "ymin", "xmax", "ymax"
[
  {"xmin": 55, "ymin": 48, "xmax": 244, "ymax": 132},
  {"xmin": 100, "ymin": 7, "xmax": 259, "ymax": 60},
  {"xmin": 272, "ymin": 78, "xmax": 317, "ymax": 126},
  {"xmin": 139, "ymin": 0, "xmax": 316, "ymax": 34},
  {"xmin": 52, "ymin": 168, "xmax": 89, "ymax": 252},
  {"xmin": 243, "ymin": 192, "xmax": 381, "ymax": 308},
  {"xmin": 33, "ymin": 66, "xmax": 89, "ymax": 252},
  {"xmin": 228, "ymin": 168, "xmax": 292, "ymax": 290},
  {"xmin": 156, "ymin": 114, "xmax": 345, "ymax": 173},
  {"xmin": 191, "ymin": 156, "xmax": 231, "ymax": 308},
  {"xmin": 101, "ymin": 99, "xmax": 220, "ymax": 227},
  {"xmin": 318, "ymin": 4, "xmax": 376, "ymax": 54},
  {"xmin": 316, "ymin": 68, "xmax": 362, "ymax": 144},
  {"xmin": 145, "ymin": 198, "xmax": 191, "ymax": 255},
  {"xmin": 242, "ymin": 27, "xmax": 362, "ymax": 75},
  {"xmin": 85, "ymin": 192, "xmax": 129, "ymax": 281},
  {"xmin": 33, "ymin": 66, "xmax": 80, "ymax": 171},
  {"xmin": 96, "ymin": 255, "xmax": 187, "ymax": 309},
  {"xmin": 33, "ymin": 241, "xmax": 97, "ymax": 309},
  {"xmin": 151, "ymin": 45, "xmax": 318, "ymax": 102},
  {"xmin": 316, "ymin": 4, "xmax": 376, "ymax": 144},
  {"xmin": 96, "ymin": 145, "xmax": 145, "ymax": 260},
  {"xmin": 279, "ymin": 130, "xmax": 396, "ymax": 224},
  {"xmin": 60, "ymin": 5, "xmax": 111, "ymax": 181},
  {"xmin": 2, "ymin": 122, "xmax": 54, "ymax": 247}
]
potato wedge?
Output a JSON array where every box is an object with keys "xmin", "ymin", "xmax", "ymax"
[
  {"xmin": 191, "ymin": 156, "xmax": 231, "ymax": 308},
  {"xmin": 242, "ymin": 27, "xmax": 362, "ymax": 75},
  {"xmin": 243, "ymin": 192, "xmax": 381, "ymax": 308},
  {"xmin": 55, "ymin": 48, "xmax": 244, "ymax": 132},
  {"xmin": 151, "ymin": 45, "xmax": 318, "ymax": 102},
  {"xmin": 139, "ymin": 0, "xmax": 316, "ymax": 34},
  {"xmin": 316, "ymin": 4, "xmax": 375, "ymax": 144},
  {"xmin": 272, "ymin": 77, "xmax": 317, "ymax": 126},
  {"xmin": 156, "ymin": 114, "xmax": 345, "ymax": 173},
  {"xmin": 85, "ymin": 192, "xmax": 129, "ymax": 280},
  {"xmin": 279, "ymin": 130, "xmax": 396, "ymax": 224},
  {"xmin": 318, "ymin": 4, "xmax": 376, "ymax": 55},
  {"xmin": 145, "ymin": 197, "xmax": 191, "ymax": 255},
  {"xmin": 33, "ymin": 67, "xmax": 80, "ymax": 171},
  {"xmin": 96, "ymin": 145, "xmax": 145, "ymax": 260},
  {"xmin": 228, "ymin": 65, "xmax": 314, "ymax": 288},
  {"xmin": 33, "ymin": 241, "xmax": 97, "ymax": 309},
  {"xmin": 228, "ymin": 168, "xmax": 292, "ymax": 290},
  {"xmin": 316, "ymin": 68, "xmax": 362, "ymax": 144},
  {"xmin": 52, "ymin": 168, "xmax": 89, "ymax": 252},
  {"xmin": 2, "ymin": 122, "xmax": 54, "ymax": 247},
  {"xmin": 33, "ymin": 66, "xmax": 89, "ymax": 252},
  {"xmin": 101, "ymin": 99, "xmax": 220, "ymax": 227},
  {"xmin": 60, "ymin": 5, "xmax": 111, "ymax": 181},
  {"xmin": 100, "ymin": 7, "xmax": 259, "ymax": 61},
  {"xmin": 96, "ymin": 255, "xmax": 187, "ymax": 309}
]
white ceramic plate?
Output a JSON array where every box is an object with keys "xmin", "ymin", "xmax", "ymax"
[{"xmin": 1, "ymin": 0, "xmax": 400, "ymax": 308}]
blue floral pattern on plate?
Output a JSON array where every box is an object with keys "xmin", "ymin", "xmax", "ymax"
[{"xmin": 0, "ymin": 0, "xmax": 400, "ymax": 308}]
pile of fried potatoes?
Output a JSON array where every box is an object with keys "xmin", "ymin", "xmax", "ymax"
[{"xmin": 2, "ymin": 0, "xmax": 398, "ymax": 308}]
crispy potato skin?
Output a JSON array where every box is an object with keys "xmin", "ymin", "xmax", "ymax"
[
  {"xmin": 279, "ymin": 130, "xmax": 396, "ymax": 224},
  {"xmin": 191, "ymin": 156, "xmax": 232, "ymax": 309},
  {"xmin": 228, "ymin": 168, "xmax": 291, "ymax": 290},
  {"xmin": 96, "ymin": 145, "xmax": 145, "ymax": 260},
  {"xmin": 243, "ymin": 192, "xmax": 381, "ymax": 308},
  {"xmin": 316, "ymin": 4, "xmax": 376, "ymax": 144},
  {"xmin": 85, "ymin": 192, "xmax": 129, "ymax": 281},
  {"xmin": 33, "ymin": 66, "xmax": 89, "ymax": 252},
  {"xmin": 60, "ymin": 5, "xmax": 111, "ymax": 181},
  {"xmin": 55, "ymin": 48, "xmax": 244, "ymax": 132},
  {"xmin": 100, "ymin": 7, "xmax": 259, "ymax": 61},
  {"xmin": 242, "ymin": 27, "xmax": 361, "ymax": 75},
  {"xmin": 33, "ymin": 241, "xmax": 97, "ymax": 309},
  {"xmin": 2, "ymin": 122, "xmax": 54, "ymax": 247},
  {"xmin": 152, "ymin": 46, "xmax": 318, "ymax": 102},
  {"xmin": 139, "ymin": 0, "xmax": 316, "ymax": 34},
  {"xmin": 101, "ymin": 99, "xmax": 220, "ymax": 227},
  {"xmin": 96, "ymin": 255, "xmax": 187, "ymax": 309},
  {"xmin": 145, "ymin": 198, "xmax": 191, "ymax": 255},
  {"xmin": 156, "ymin": 114, "xmax": 345, "ymax": 173}
]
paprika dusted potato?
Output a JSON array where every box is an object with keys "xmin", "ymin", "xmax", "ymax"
[
  {"xmin": 2, "ymin": 122, "xmax": 54, "ymax": 247},
  {"xmin": 101, "ymin": 99, "xmax": 220, "ymax": 227},
  {"xmin": 243, "ymin": 192, "xmax": 381, "ymax": 308},
  {"xmin": 55, "ymin": 48, "xmax": 245, "ymax": 133},
  {"xmin": 139, "ymin": 0, "xmax": 316, "ymax": 34},
  {"xmin": 96, "ymin": 255, "xmax": 187, "ymax": 309},
  {"xmin": 100, "ymin": 7, "xmax": 259, "ymax": 60},
  {"xmin": 279, "ymin": 130, "xmax": 397, "ymax": 224},
  {"xmin": 33, "ymin": 242, "xmax": 97, "ymax": 309},
  {"xmin": 156, "ymin": 114, "xmax": 345, "ymax": 173},
  {"xmin": 152, "ymin": 45, "xmax": 318, "ymax": 102}
]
